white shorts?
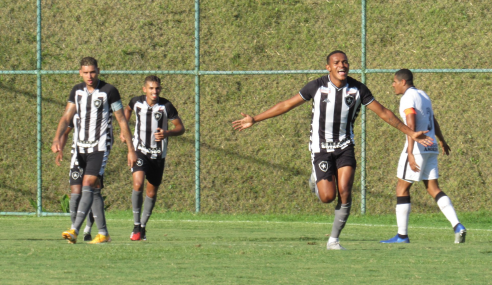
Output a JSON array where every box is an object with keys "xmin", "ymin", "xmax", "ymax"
[{"xmin": 396, "ymin": 153, "xmax": 439, "ymax": 182}]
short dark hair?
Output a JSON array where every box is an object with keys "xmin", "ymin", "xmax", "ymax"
[
  {"xmin": 326, "ymin": 50, "xmax": 347, "ymax": 64},
  {"xmin": 80, "ymin": 57, "xmax": 98, "ymax": 67},
  {"xmin": 144, "ymin": 75, "xmax": 161, "ymax": 85},
  {"xmin": 395, "ymin": 69, "xmax": 414, "ymax": 85}
]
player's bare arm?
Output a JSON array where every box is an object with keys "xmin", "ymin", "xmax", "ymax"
[
  {"xmin": 114, "ymin": 108, "xmax": 137, "ymax": 167},
  {"xmin": 405, "ymin": 111, "xmax": 420, "ymax": 172},
  {"xmin": 433, "ymin": 116, "xmax": 450, "ymax": 155},
  {"xmin": 55, "ymin": 126, "xmax": 72, "ymax": 166},
  {"xmin": 232, "ymin": 93, "xmax": 305, "ymax": 131},
  {"xmin": 52, "ymin": 103, "xmax": 77, "ymax": 153},
  {"xmin": 120, "ymin": 105, "xmax": 133, "ymax": 143},
  {"xmin": 366, "ymin": 100, "xmax": 433, "ymax": 146},
  {"xmin": 155, "ymin": 116, "xmax": 185, "ymax": 142}
]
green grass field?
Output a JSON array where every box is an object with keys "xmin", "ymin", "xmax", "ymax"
[{"xmin": 1, "ymin": 211, "xmax": 491, "ymax": 284}]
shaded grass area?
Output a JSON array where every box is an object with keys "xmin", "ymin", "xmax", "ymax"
[
  {"xmin": 0, "ymin": 212, "xmax": 491, "ymax": 284},
  {"xmin": 1, "ymin": 0, "xmax": 492, "ymax": 214}
]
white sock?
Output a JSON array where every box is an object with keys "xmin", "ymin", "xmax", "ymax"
[
  {"xmin": 396, "ymin": 203, "xmax": 411, "ymax": 235},
  {"xmin": 436, "ymin": 196, "xmax": 460, "ymax": 228},
  {"xmin": 83, "ymin": 225, "xmax": 91, "ymax": 234},
  {"xmin": 328, "ymin": 237, "xmax": 339, "ymax": 243}
]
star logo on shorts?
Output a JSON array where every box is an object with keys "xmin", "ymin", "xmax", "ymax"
[
  {"xmin": 71, "ymin": 171, "xmax": 80, "ymax": 180},
  {"xmin": 154, "ymin": 112, "xmax": 162, "ymax": 121},
  {"xmin": 136, "ymin": 159, "xmax": 144, "ymax": 167},
  {"xmin": 94, "ymin": 99, "xmax": 102, "ymax": 108},
  {"xmin": 318, "ymin": 161, "xmax": 329, "ymax": 172}
]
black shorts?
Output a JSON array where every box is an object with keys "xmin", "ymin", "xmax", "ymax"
[
  {"xmin": 131, "ymin": 151, "xmax": 166, "ymax": 187},
  {"xmin": 311, "ymin": 145, "xmax": 357, "ymax": 183},
  {"xmin": 69, "ymin": 151, "xmax": 108, "ymax": 186}
]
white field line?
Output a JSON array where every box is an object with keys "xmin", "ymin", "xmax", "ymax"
[
  {"xmin": 2, "ymin": 217, "xmax": 491, "ymax": 232},
  {"xmin": 119, "ymin": 218, "xmax": 492, "ymax": 232}
]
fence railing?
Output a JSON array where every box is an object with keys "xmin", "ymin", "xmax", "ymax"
[{"xmin": 1, "ymin": 0, "xmax": 491, "ymax": 216}]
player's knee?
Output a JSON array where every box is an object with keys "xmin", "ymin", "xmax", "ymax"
[
  {"xmin": 338, "ymin": 186, "xmax": 352, "ymax": 200},
  {"xmin": 133, "ymin": 181, "xmax": 144, "ymax": 191},
  {"xmin": 318, "ymin": 190, "xmax": 336, "ymax": 203}
]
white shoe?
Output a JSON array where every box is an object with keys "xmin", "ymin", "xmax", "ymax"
[{"xmin": 327, "ymin": 241, "xmax": 346, "ymax": 250}]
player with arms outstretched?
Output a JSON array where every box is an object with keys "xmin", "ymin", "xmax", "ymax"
[{"xmin": 233, "ymin": 51, "xmax": 433, "ymax": 250}]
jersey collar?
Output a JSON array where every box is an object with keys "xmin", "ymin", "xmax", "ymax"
[{"xmin": 327, "ymin": 75, "xmax": 348, "ymax": 91}]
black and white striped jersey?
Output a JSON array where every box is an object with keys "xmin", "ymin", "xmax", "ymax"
[
  {"xmin": 68, "ymin": 80, "xmax": 121, "ymax": 153},
  {"xmin": 299, "ymin": 75, "xmax": 375, "ymax": 153},
  {"xmin": 128, "ymin": 95, "xmax": 179, "ymax": 159}
]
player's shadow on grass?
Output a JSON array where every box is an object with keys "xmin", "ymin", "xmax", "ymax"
[
  {"xmin": 177, "ymin": 136, "xmax": 310, "ymax": 177},
  {"xmin": 0, "ymin": 82, "xmax": 66, "ymax": 106}
]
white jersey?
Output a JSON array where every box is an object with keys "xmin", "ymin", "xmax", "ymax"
[{"xmin": 399, "ymin": 87, "xmax": 439, "ymax": 154}]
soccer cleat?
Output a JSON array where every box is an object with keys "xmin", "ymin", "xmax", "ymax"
[
  {"xmin": 130, "ymin": 225, "xmax": 142, "ymax": 241},
  {"xmin": 309, "ymin": 172, "xmax": 316, "ymax": 193},
  {"xmin": 83, "ymin": 232, "xmax": 92, "ymax": 242},
  {"xmin": 88, "ymin": 234, "xmax": 111, "ymax": 244},
  {"xmin": 141, "ymin": 226, "xmax": 147, "ymax": 241},
  {"xmin": 326, "ymin": 241, "xmax": 346, "ymax": 250},
  {"xmin": 62, "ymin": 229, "xmax": 78, "ymax": 244},
  {"xmin": 380, "ymin": 234, "xmax": 410, "ymax": 243},
  {"xmin": 454, "ymin": 223, "xmax": 466, "ymax": 244}
]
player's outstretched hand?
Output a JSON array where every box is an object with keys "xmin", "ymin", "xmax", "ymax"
[
  {"xmin": 55, "ymin": 152, "xmax": 63, "ymax": 166},
  {"xmin": 439, "ymin": 140, "xmax": 451, "ymax": 155},
  {"xmin": 411, "ymin": 130, "xmax": 434, "ymax": 147},
  {"xmin": 232, "ymin": 113, "xmax": 255, "ymax": 131},
  {"xmin": 155, "ymin": 128, "xmax": 165, "ymax": 142}
]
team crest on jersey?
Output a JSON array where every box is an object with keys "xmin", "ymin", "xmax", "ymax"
[
  {"xmin": 318, "ymin": 161, "xmax": 329, "ymax": 172},
  {"xmin": 344, "ymin": 94, "xmax": 356, "ymax": 107},
  {"xmin": 154, "ymin": 112, "xmax": 162, "ymax": 121},
  {"xmin": 136, "ymin": 158, "xmax": 144, "ymax": 167},
  {"xmin": 93, "ymin": 99, "xmax": 102, "ymax": 108}
]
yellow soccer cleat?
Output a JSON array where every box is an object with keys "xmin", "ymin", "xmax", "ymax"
[
  {"xmin": 88, "ymin": 234, "xmax": 111, "ymax": 244},
  {"xmin": 62, "ymin": 229, "xmax": 78, "ymax": 244}
]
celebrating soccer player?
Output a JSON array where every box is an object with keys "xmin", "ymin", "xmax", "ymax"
[
  {"xmin": 233, "ymin": 51, "xmax": 433, "ymax": 250},
  {"xmin": 120, "ymin": 75, "xmax": 185, "ymax": 241},
  {"xmin": 380, "ymin": 69, "xmax": 466, "ymax": 244},
  {"xmin": 52, "ymin": 57, "xmax": 137, "ymax": 244}
]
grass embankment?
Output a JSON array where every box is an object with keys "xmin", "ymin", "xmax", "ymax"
[{"xmin": 1, "ymin": 0, "xmax": 492, "ymax": 214}]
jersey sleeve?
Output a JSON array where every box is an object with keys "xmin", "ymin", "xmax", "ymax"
[
  {"xmin": 400, "ymin": 94, "xmax": 416, "ymax": 111},
  {"xmin": 68, "ymin": 86, "xmax": 77, "ymax": 103},
  {"xmin": 299, "ymin": 79, "xmax": 320, "ymax": 101},
  {"xmin": 359, "ymin": 84, "xmax": 375, "ymax": 106},
  {"xmin": 128, "ymin": 96, "xmax": 140, "ymax": 110},
  {"xmin": 166, "ymin": 102, "xmax": 179, "ymax": 120},
  {"xmin": 107, "ymin": 86, "xmax": 122, "ymax": 105}
]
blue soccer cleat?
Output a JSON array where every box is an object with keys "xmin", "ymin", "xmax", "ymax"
[
  {"xmin": 380, "ymin": 234, "xmax": 410, "ymax": 243},
  {"xmin": 454, "ymin": 223, "xmax": 466, "ymax": 244}
]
